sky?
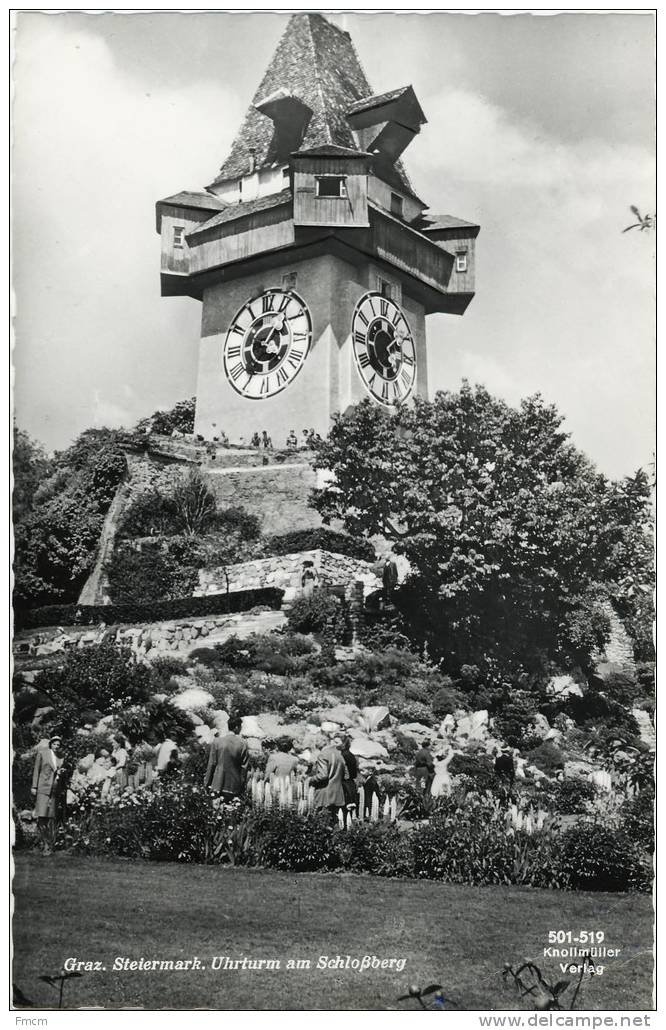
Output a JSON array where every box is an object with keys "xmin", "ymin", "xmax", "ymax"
[{"xmin": 12, "ymin": 10, "xmax": 655, "ymax": 479}]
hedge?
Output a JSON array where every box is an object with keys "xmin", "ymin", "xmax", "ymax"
[
  {"xmin": 265, "ymin": 528, "xmax": 375, "ymax": 563},
  {"xmin": 14, "ymin": 588, "xmax": 284, "ymax": 630}
]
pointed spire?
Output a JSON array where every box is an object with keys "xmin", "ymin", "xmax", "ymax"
[{"xmin": 207, "ymin": 13, "xmax": 413, "ymax": 194}]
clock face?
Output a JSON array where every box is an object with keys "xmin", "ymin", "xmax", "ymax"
[
  {"xmin": 352, "ymin": 292, "xmax": 416, "ymax": 407},
  {"xmin": 223, "ymin": 288, "xmax": 312, "ymax": 399}
]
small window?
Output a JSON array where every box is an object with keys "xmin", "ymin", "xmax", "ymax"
[
  {"xmin": 390, "ymin": 193, "xmax": 404, "ymax": 218},
  {"xmin": 173, "ymin": 226, "xmax": 185, "ymax": 250},
  {"xmin": 315, "ymin": 175, "xmax": 347, "ymax": 198},
  {"xmin": 282, "ymin": 271, "xmax": 297, "ymax": 290},
  {"xmin": 378, "ymin": 277, "xmax": 393, "ymax": 301},
  {"xmin": 282, "ymin": 167, "xmax": 290, "ymax": 180},
  {"xmin": 456, "ymin": 251, "xmax": 468, "ymax": 273}
]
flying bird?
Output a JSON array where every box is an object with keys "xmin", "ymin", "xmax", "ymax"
[{"xmin": 622, "ymin": 206, "xmax": 655, "ymax": 233}]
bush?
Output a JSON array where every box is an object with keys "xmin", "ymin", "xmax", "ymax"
[
  {"xmin": 550, "ymin": 778, "xmax": 598, "ymax": 815},
  {"xmin": 390, "ymin": 700, "xmax": 436, "ymax": 726},
  {"xmin": 250, "ymin": 809, "xmax": 339, "ymax": 872},
  {"xmin": 190, "ymin": 632, "xmax": 315, "ymax": 677},
  {"xmin": 287, "ymin": 592, "xmax": 348, "ymax": 640},
  {"xmin": 115, "ymin": 698, "xmax": 194, "ymax": 746},
  {"xmin": 149, "ymin": 656, "xmax": 189, "ymax": 693},
  {"xmin": 448, "ymin": 753, "xmax": 496, "ymax": 792},
  {"xmin": 493, "ymin": 698, "xmax": 539, "ymax": 749},
  {"xmin": 524, "ymin": 741, "xmax": 565, "ymax": 774},
  {"xmin": 33, "ymin": 641, "xmax": 152, "ymax": 731},
  {"xmin": 213, "ymin": 506, "xmax": 261, "ymax": 542},
  {"xmin": 265, "ymin": 528, "xmax": 375, "ymax": 562},
  {"xmin": 105, "ymin": 543, "xmax": 200, "ymax": 604},
  {"xmin": 556, "ymin": 823, "xmax": 651, "ymax": 892},
  {"xmin": 117, "ymin": 489, "xmax": 179, "ymax": 538},
  {"xmin": 621, "ymin": 789, "xmax": 655, "ymax": 853},
  {"xmin": 431, "ymin": 678, "xmax": 465, "ymax": 717},
  {"xmin": 15, "ymin": 587, "xmax": 284, "ymax": 629},
  {"xmin": 337, "ymin": 822, "xmax": 413, "ymax": 877}
]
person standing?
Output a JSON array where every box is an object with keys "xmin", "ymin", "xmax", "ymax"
[
  {"xmin": 339, "ymin": 735, "xmax": 358, "ymax": 825},
  {"xmin": 413, "ymin": 738, "xmax": 436, "ymax": 796},
  {"xmin": 203, "ymin": 716, "xmax": 248, "ymax": 801},
  {"xmin": 311, "ymin": 737, "xmax": 348, "ymax": 825},
  {"xmin": 31, "ymin": 735, "xmax": 68, "ymax": 854},
  {"xmin": 264, "ymin": 737, "xmax": 299, "ymax": 781},
  {"xmin": 382, "ymin": 556, "xmax": 399, "ymax": 605}
]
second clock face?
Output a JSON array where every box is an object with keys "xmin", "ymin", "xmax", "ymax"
[
  {"xmin": 352, "ymin": 292, "xmax": 417, "ymax": 407},
  {"xmin": 223, "ymin": 288, "xmax": 312, "ymax": 399}
]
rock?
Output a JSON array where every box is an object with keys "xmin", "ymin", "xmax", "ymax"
[
  {"xmin": 529, "ymin": 713, "xmax": 550, "ymax": 738},
  {"xmin": 589, "ymin": 769, "xmax": 613, "ymax": 792},
  {"xmin": 349, "ymin": 736, "xmax": 389, "ymax": 760},
  {"xmin": 257, "ymin": 713, "xmax": 286, "ymax": 738},
  {"xmin": 319, "ymin": 704, "xmax": 359, "ymax": 727},
  {"xmin": 544, "ymin": 727, "xmax": 563, "ymax": 743},
  {"xmin": 194, "ymin": 725, "xmax": 215, "ymax": 745},
  {"xmin": 189, "ymin": 714, "xmax": 204, "ymax": 727},
  {"xmin": 244, "ymin": 737, "xmax": 264, "ymax": 755},
  {"xmin": 172, "ymin": 687, "xmax": 214, "ymax": 712},
  {"xmin": 396, "ymin": 722, "xmax": 432, "ymax": 739},
  {"xmin": 361, "ymin": 705, "xmax": 391, "ymax": 731},
  {"xmin": 455, "ymin": 710, "xmax": 488, "ymax": 741},
  {"xmin": 156, "ymin": 739, "xmax": 178, "ymax": 771},
  {"xmin": 439, "ymin": 714, "xmax": 456, "ymax": 737},
  {"xmin": 211, "ymin": 709, "xmax": 229, "ymax": 735},
  {"xmin": 241, "ymin": 715, "xmax": 266, "ymax": 739},
  {"xmin": 31, "ymin": 706, "xmax": 54, "ymax": 726},
  {"xmin": 632, "ymin": 709, "xmax": 655, "ymax": 750},
  {"xmin": 563, "ymin": 759, "xmax": 596, "ymax": 780},
  {"xmin": 547, "ymin": 675, "xmax": 583, "ymax": 698},
  {"xmin": 320, "ymin": 721, "xmax": 341, "ymax": 733}
]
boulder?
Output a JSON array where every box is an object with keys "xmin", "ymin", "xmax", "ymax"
[
  {"xmin": 320, "ymin": 721, "xmax": 341, "ymax": 734},
  {"xmin": 257, "ymin": 713, "xmax": 286, "ymax": 738},
  {"xmin": 632, "ymin": 709, "xmax": 655, "ymax": 750},
  {"xmin": 31, "ymin": 706, "xmax": 55, "ymax": 726},
  {"xmin": 172, "ymin": 687, "xmax": 214, "ymax": 712},
  {"xmin": 156, "ymin": 738, "xmax": 178, "ymax": 771},
  {"xmin": 319, "ymin": 704, "xmax": 359, "ymax": 727},
  {"xmin": 563, "ymin": 758, "xmax": 596, "ymax": 780},
  {"xmin": 547, "ymin": 675, "xmax": 583, "ymax": 699},
  {"xmin": 455, "ymin": 710, "xmax": 488, "ymax": 741},
  {"xmin": 361, "ymin": 706, "xmax": 391, "ymax": 731},
  {"xmin": 241, "ymin": 715, "xmax": 265, "ymax": 739},
  {"xmin": 211, "ymin": 709, "xmax": 229, "ymax": 735},
  {"xmin": 439, "ymin": 714, "xmax": 456, "ymax": 737},
  {"xmin": 529, "ymin": 713, "xmax": 550, "ymax": 739},
  {"xmin": 349, "ymin": 736, "xmax": 389, "ymax": 760},
  {"xmin": 194, "ymin": 725, "xmax": 215, "ymax": 745},
  {"xmin": 396, "ymin": 722, "xmax": 432, "ymax": 739}
]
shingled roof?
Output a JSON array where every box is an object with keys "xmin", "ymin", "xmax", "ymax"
[
  {"xmin": 208, "ymin": 13, "xmax": 414, "ymax": 195},
  {"xmin": 186, "ymin": 188, "xmax": 292, "ymax": 239}
]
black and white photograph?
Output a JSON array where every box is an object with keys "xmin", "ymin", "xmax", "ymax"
[{"xmin": 11, "ymin": 7, "xmax": 656, "ymax": 1015}]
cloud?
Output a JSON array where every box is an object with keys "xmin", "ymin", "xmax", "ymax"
[
  {"xmin": 410, "ymin": 87, "xmax": 655, "ymax": 477},
  {"xmin": 13, "ymin": 16, "xmax": 242, "ymax": 446}
]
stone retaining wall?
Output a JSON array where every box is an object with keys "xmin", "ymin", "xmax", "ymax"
[{"xmin": 195, "ymin": 548, "xmax": 381, "ymax": 603}]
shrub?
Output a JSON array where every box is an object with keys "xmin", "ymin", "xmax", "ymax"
[
  {"xmin": 392, "ymin": 731, "xmax": 419, "ymax": 763},
  {"xmin": 337, "ymin": 822, "xmax": 413, "ymax": 877},
  {"xmin": 149, "ymin": 656, "xmax": 189, "ymax": 693},
  {"xmin": 287, "ymin": 592, "xmax": 348, "ymax": 640},
  {"xmin": 265, "ymin": 528, "xmax": 375, "ymax": 562},
  {"xmin": 556, "ymin": 823, "xmax": 651, "ymax": 892},
  {"xmin": 431, "ymin": 678, "xmax": 465, "ymax": 717},
  {"xmin": 115, "ymin": 698, "xmax": 194, "ymax": 746},
  {"xmin": 621, "ymin": 789, "xmax": 655, "ymax": 853},
  {"xmin": 448, "ymin": 753, "xmax": 496, "ymax": 792},
  {"xmin": 493, "ymin": 699, "xmax": 539, "ymax": 749},
  {"xmin": 117, "ymin": 489, "xmax": 179, "ymax": 538},
  {"xmin": 249, "ymin": 809, "xmax": 340, "ymax": 872},
  {"xmin": 190, "ymin": 632, "xmax": 315, "ymax": 677},
  {"xmin": 390, "ymin": 700, "xmax": 436, "ymax": 726},
  {"xmin": 524, "ymin": 741, "xmax": 565, "ymax": 775},
  {"xmin": 33, "ymin": 641, "xmax": 152, "ymax": 730},
  {"xmin": 144, "ymin": 398, "xmax": 196, "ymax": 437},
  {"xmin": 15, "ymin": 587, "xmax": 284, "ymax": 629},
  {"xmin": 105, "ymin": 543, "xmax": 199, "ymax": 604},
  {"xmin": 213, "ymin": 506, "xmax": 261, "ymax": 542},
  {"xmin": 550, "ymin": 778, "xmax": 598, "ymax": 815}
]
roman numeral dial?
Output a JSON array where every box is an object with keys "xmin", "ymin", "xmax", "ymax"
[
  {"xmin": 222, "ymin": 288, "xmax": 312, "ymax": 400},
  {"xmin": 351, "ymin": 291, "xmax": 417, "ymax": 408}
]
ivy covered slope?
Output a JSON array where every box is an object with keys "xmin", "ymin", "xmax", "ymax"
[
  {"xmin": 311, "ymin": 385, "xmax": 653, "ymax": 673},
  {"xmin": 13, "ymin": 427, "xmax": 127, "ymax": 609}
]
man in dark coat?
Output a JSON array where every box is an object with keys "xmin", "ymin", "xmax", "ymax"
[
  {"xmin": 203, "ymin": 716, "xmax": 248, "ymax": 801},
  {"xmin": 382, "ymin": 556, "xmax": 399, "ymax": 604},
  {"xmin": 413, "ymin": 738, "xmax": 435, "ymax": 796},
  {"xmin": 311, "ymin": 738, "xmax": 348, "ymax": 824}
]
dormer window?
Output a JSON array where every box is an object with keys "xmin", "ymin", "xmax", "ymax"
[
  {"xmin": 173, "ymin": 226, "xmax": 185, "ymax": 250},
  {"xmin": 390, "ymin": 193, "xmax": 403, "ymax": 219},
  {"xmin": 315, "ymin": 175, "xmax": 347, "ymax": 199},
  {"xmin": 456, "ymin": 250, "xmax": 468, "ymax": 273}
]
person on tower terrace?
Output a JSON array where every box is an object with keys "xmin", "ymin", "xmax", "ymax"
[
  {"xmin": 413, "ymin": 738, "xmax": 436, "ymax": 796},
  {"xmin": 261, "ymin": 429, "xmax": 272, "ymax": 450},
  {"xmin": 285, "ymin": 429, "xmax": 298, "ymax": 449},
  {"xmin": 203, "ymin": 715, "xmax": 249, "ymax": 802},
  {"xmin": 251, "ymin": 431, "xmax": 261, "ymax": 448}
]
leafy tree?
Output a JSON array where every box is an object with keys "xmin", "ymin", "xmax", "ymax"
[
  {"xmin": 311, "ymin": 385, "xmax": 653, "ymax": 671},
  {"xmin": 33, "ymin": 641, "xmax": 152, "ymax": 731},
  {"xmin": 12, "ymin": 425, "xmax": 53, "ymax": 522},
  {"xmin": 136, "ymin": 397, "xmax": 195, "ymax": 436}
]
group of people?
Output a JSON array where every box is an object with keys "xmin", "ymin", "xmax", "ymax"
[{"xmin": 203, "ymin": 719, "xmax": 379, "ymax": 825}]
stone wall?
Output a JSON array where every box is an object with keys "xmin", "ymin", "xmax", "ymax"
[
  {"xmin": 203, "ymin": 462, "xmax": 322, "ymax": 534},
  {"xmin": 195, "ymin": 548, "xmax": 381, "ymax": 603}
]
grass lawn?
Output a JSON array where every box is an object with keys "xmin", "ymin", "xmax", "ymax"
[{"xmin": 13, "ymin": 854, "xmax": 653, "ymax": 1011}]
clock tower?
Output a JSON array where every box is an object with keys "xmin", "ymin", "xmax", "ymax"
[{"xmin": 156, "ymin": 13, "xmax": 479, "ymax": 447}]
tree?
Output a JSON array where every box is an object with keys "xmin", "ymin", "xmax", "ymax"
[
  {"xmin": 310, "ymin": 385, "xmax": 653, "ymax": 671},
  {"xmin": 136, "ymin": 398, "xmax": 196, "ymax": 436},
  {"xmin": 172, "ymin": 469, "xmax": 218, "ymax": 535},
  {"xmin": 12, "ymin": 426, "xmax": 53, "ymax": 522}
]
